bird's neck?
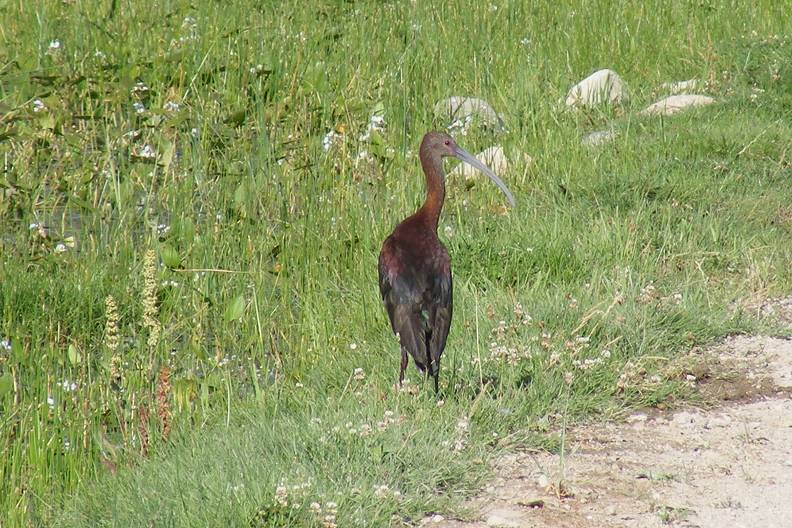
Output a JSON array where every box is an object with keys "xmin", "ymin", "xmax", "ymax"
[{"xmin": 417, "ymin": 154, "xmax": 445, "ymax": 232}]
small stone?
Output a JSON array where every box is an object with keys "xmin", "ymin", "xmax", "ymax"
[
  {"xmin": 606, "ymin": 505, "xmax": 618, "ymax": 516},
  {"xmin": 639, "ymin": 95, "xmax": 715, "ymax": 116},
  {"xmin": 535, "ymin": 474, "xmax": 550, "ymax": 488},
  {"xmin": 429, "ymin": 514, "xmax": 445, "ymax": 523},
  {"xmin": 566, "ymin": 69, "xmax": 628, "ymax": 107}
]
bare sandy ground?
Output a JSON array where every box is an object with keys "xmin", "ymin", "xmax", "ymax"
[{"xmin": 422, "ymin": 298, "xmax": 792, "ymax": 528}]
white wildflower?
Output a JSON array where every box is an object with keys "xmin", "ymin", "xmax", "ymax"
[
  {"xmin": 131, "ymin": 81, "xmax": 149, "ymax": 96},
  {"xmin": 373, "ymin": 484, "xmax": 391, "ymax": 498},
  {"xmin": 447, "ymin": 115, "xmax": 472, "ymax": 136},
  {"xmin": 135, "ymin": 144, "xmax": 156, "ymax": 159},
  {"xmin": 358, "ymin": 113, "xmax": 386, "ymax": 142},
  {"xmin": 275, "ymin": 483, "xmax": 289, "ymax": 507},
  {"xmin": 322, "ymin": 130, "xmax": 341, "ymax": 151}
]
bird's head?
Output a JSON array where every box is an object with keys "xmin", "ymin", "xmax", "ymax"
[
  {"xmin": 420, "ymin": 131, "xmax": 516, "ymax": 207},
  {"xmin": 421, "ymin": 131, "xmax": 461, "ymax": 159}
]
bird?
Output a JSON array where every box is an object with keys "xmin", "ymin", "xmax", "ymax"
[{"xmin": 378, "ymin": 131, "xmax": 515, "ymax": 393}]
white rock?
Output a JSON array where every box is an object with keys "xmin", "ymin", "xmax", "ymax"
[
  {"xmin": 640, "ymin": 95, "xmax": 715, "ymax": 116},
  {"xmin": 581, "ymin": 129, "xmax": 617, "ymax": 146},
  {"xmin": 429, "ymin": 514, "xmax": 445, "ymax": 523},
  {"xmin": 433, "ymin": 96, "xmax": 505, "ymax": 131},
  {"xmin": 449, "ymin": 145, "xmax": 508, "ymax": 178},
  {"xmin": 565, "ymin": 69, "xmax": 628, "ymax": 107},
  {"xmin": 660, "ymin": 79, "xmax": 701, "ymax": 95}
]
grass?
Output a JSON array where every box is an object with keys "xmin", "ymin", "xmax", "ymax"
[{"xmin": 0, "ymin": 0, "xmax": 790, "ymax": 525}]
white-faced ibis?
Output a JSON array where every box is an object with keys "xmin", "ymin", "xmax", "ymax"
[{"xmin": 378, "ymin": 131, "xmax": 515, "ymax": 392}]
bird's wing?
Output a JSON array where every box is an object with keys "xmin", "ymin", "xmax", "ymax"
[
  {"xmin": 427, "ymin": 266, "xmax": 452, "ymax": 370},
  {"xmin": 378, "ymin": 240, "xmax": 430, "ymax": 371}
]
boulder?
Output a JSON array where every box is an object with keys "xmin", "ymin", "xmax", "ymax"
[
  {"xmin": 640, "ymin": 94, "xmax": 715, "ymax": 116},
  {"xmin": 566, "ymin": 69, "xmax": 628, "ymax": 107}
]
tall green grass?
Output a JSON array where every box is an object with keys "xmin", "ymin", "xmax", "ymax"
[{"xmin": 1, "ymin": 0, "xmax": 790, "ymax": 525}]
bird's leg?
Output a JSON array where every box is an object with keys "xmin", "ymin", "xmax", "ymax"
[
  {"xmin": 399, "ymin": 348, "xmax": 408, "ymax": 387},
  {"xmin": 426, "ymin": 358, "xmax": 440, "ymax": 394}
]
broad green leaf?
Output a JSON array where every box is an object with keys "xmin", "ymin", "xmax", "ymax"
[
  {"xmin": 160, "ymin": 243, "xmax": 181, "ymax": 269},
  {"xmin": 161, "ymin": 140, "xmax": 175, "ymax": 173},
  {"xmin": 224, "ymin": 294, "xmax": 246, "ymax": 323},
  {"xmin": 0, "ymin": 372, "xmax": 13, "ymax": 398},
  {"xmin": 11, "ymin": 339, "xmax": 24, "ymax": 363},
  {"xmin": 68, "ymin": 344, "xmax": 82, "ymax": 365}
]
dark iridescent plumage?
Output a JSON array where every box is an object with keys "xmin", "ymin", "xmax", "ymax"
[{"xmin": 378, "ymin": 132, "xmax": 515, "ymax": 392}]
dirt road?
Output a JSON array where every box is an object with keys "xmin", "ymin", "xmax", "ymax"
[{"xmin": 423, "ymin": 300, "xmax": 792, "ymax": 528}]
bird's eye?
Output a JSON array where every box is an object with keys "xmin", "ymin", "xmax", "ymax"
[{"xmin": 444, "ymin": 140, "xmax": 450, "ymax": 146}]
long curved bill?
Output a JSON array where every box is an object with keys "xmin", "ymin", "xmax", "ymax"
[{"xmin": 453, "ymin": 146, "xmax": 516, "ymax": 207}]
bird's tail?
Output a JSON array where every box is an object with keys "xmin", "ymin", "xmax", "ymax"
[{"xmin": 393, "ymin": 306, "xmax": 430, "ymax": 371}]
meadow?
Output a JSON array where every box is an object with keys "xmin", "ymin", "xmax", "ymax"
[{"xmin": 1, "ymin": 0, "xmax": 791, "ymax": 525}]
